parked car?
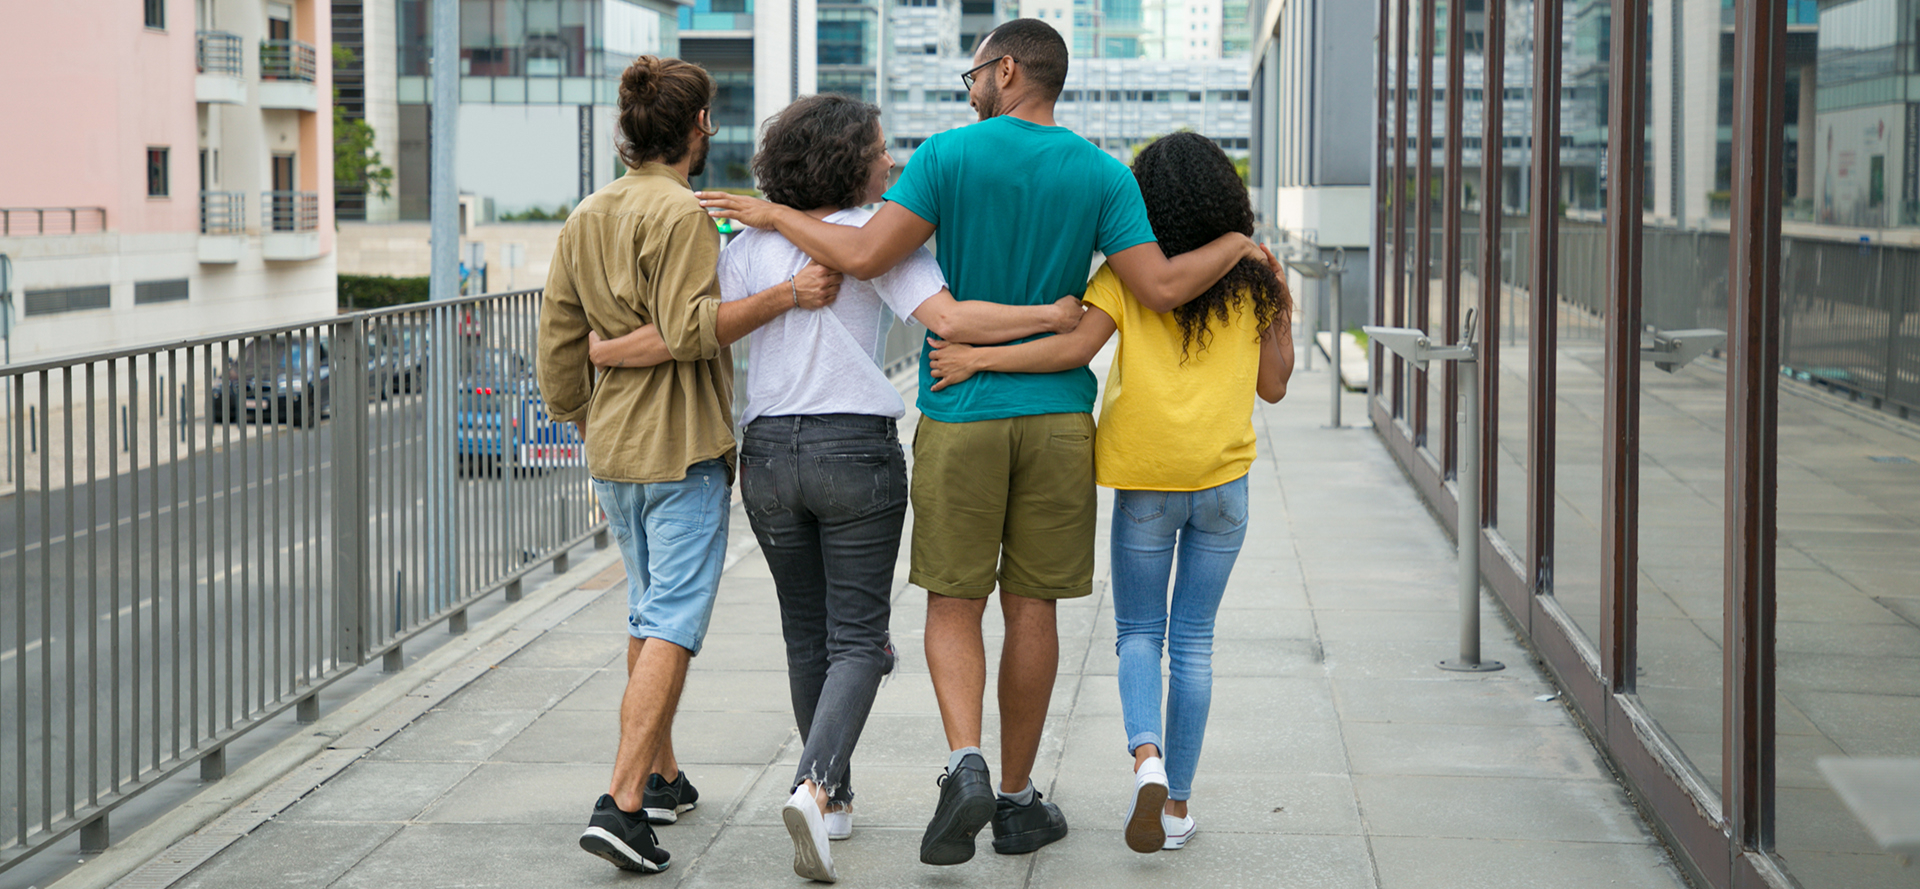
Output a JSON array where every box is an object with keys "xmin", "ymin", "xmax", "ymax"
[
  {"xmin": 209, "ymin": 335, "xmax": 331, "ymax": 426},
  {"xmin": 454, "ymin": 348, "xmax": 582, "ymax": 476},
  {"xmin": 366, "ymin": 322, "xmax": 429, "ymax": 398}
]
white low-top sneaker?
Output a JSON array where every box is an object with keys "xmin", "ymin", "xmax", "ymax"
[
  {"xmin": 1124, "ymin": 757, "xmax": 1170, "ymax": 854},
  {"xmin": 1161, "ymin": 812, "xmax": 1196, "ymax": 850},
  {"xmin": 824, "ymin": 807, "xmax": 853, "ymax": 841},
  {"xmin": 782, "ymin": 786, "xmax": 838, "ymax": 882}
]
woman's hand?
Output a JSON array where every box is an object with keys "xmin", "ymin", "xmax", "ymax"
[
  {"xmin": 927, "ymin": 336, "xmax": 986, "ymax": 391},
  {"xmin": 792, "ymin": 261, "xmax": 844, "ymax": 310},
  {"xmin": 1046, "ymin": 296, "xmax": 1086, "ymax": 334},
  {"xmin": 1258, "ymin": 242, "xmax": 1282, "ymax": 275},
  {"xmin": 696, "ymin": 191, "xmax": 782, "ymax": 230}
]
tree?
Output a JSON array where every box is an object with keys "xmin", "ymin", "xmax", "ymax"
[{"xmin": 333, "ymin": 46, "xmax": 394, "ymax": 202}]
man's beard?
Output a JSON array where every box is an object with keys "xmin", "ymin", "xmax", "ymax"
[
  {"xmin": 689, "ymin": 134, "xmax": 711, "ymax": 178},
  {"xmin": 972, "ymin": 80, "xmax": 999, "ymax": 120}
]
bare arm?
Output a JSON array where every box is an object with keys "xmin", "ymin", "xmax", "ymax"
[
  {"xmin": 926, "ymin": 307, "xmax": 1119, "ymax": 391},
  {"xmin": 912, "ymin": 292, "xmax": 1083, "ymax": 344},
  {"xmin": 1103, "ymin": 233, "xmax": 1263, "ymax": 313},
  {"xmin": 697, "ymin": 193, "xmax": 935, "ymax": 280},
  {"xmin": 1257, "ymin": 315, "xmax": 1294, "ymax": 403},
  {"xmin": 587, "ymin": 265, "xmax": 842, "ymax": 369}
]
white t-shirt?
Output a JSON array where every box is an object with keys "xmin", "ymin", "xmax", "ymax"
[{"xmin": 718, "ymin": 207, "xmax": 945, "ymax": 425}]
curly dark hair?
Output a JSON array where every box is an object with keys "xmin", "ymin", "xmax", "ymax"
[
  {"xmin": 1131, "ymin": 132, "xmax": 1290, "ymax": 360},
  {"xmin": 752, "ymin": 95, "xmax": 885, "ymax": 211},
  {"xmin": 616, "ymin": 56, "xmax": 714, "ymax": 168}
]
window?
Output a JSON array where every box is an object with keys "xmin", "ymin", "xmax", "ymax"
[
  {"xmin": 711, "ymin": 0, "xmax": 747, "ymax": 10},
  {"xmin": 891, "ymin": 89, "xmax": 912, "ymax": 103},
  {"xmin": 147, "ymin": 147, "xmax": 169, "ymax": 197},
  {"xmin": 134, "ymin": 279, "xmax": 190, "ymax": 305},
  {"xmin": 24, "ymin": 285, "xmax": 112, "ymax": 317},
  {"xmin": 144, "ymin": 0, "xmax": 164, "ymax": 29}
]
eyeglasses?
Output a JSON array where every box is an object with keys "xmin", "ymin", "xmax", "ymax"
[{"xmin": 960, "ymin": 55, "xmax": 1011, "ymax": 90}]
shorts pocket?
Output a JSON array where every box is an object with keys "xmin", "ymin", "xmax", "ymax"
[{"xmin": 817, "ymin": 450, "xmax": 905, "ymax": 519}]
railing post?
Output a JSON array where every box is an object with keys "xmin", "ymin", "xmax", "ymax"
[
  {"xmin": 80, "ymin": 816, "xmax": 109, "ymax": 854},
  {"xmin": 332, "ymin": 319, "xmax": 371, "ymax": 667},
  {"xmin": 200, "ymin": 746, "xmax": 226, "ymax": 781}
]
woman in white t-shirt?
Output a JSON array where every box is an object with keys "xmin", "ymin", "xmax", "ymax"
[{"xmin": 583, "ymin": 93, "xmax": 1081, "ymax": 883}]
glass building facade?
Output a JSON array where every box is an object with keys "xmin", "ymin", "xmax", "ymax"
[{"xmin": 1370, "ymin": 0, "xmax": 1920, "ymax": 887}]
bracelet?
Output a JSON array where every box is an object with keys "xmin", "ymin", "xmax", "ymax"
[{"xmin": 789, "ymin": 275, "xmax": 798, "ymax": 307}]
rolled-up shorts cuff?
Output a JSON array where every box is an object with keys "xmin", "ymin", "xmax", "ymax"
[
  {"xmin": 910, "ymin": 570, "xmax": 997, "ymax": 600},
  {"xmin": 997, "ymin": 578, "xmax": 1093, "ymax": 600}
]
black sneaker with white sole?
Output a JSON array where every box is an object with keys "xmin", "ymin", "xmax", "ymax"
[
  {"xmin": 579, "ymin": 794, "xmax": 671, "ymax": 874},
  {"xmin": 643, "ymin": 772, "xmax": 700, "ymax": 824}
]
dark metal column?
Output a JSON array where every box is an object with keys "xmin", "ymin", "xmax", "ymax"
[
  {"xmin": 1599, "ymin": 0, "xmax": 1649, "ymax": 694},
  {"xmin": 1526, "ymin": 0, "xmax": 1563, "ymax": 600},
  {"xmin": 1390, "ymin": 0, "xmax": 1411, "ymax": 419},
  {"xmin": 1440, "ymin": 0, "xmax": 1466, "ymax": 475},
  {"xmin": 1725, "ymin": 0, "xmax": 1787, "ymax": 856},
  {"xmin": 1478, "ymin": 0, "xmax": 1505, "ymax": 532},
  {"xmin": 1413, "ymin": 0, "xmax": 1435, "ymax": 445}
]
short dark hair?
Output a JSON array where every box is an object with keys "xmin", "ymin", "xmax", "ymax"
[
  {"xmin": 978, "ymin": 19, "xmax": 1067, "ymax": 102},
  {"xmin": 616, "ymin": 56, "xmax": 715, "ymax": 167},
  {"xmin": 752, "ymin": 94, "xmax": 884, "ymax": 212}
]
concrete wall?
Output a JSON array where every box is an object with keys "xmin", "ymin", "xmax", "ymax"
[{"xmin": 337, "ymin": 221, "xmax": 564, "ymax": 292}]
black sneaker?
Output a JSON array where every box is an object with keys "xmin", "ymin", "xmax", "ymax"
[
  {"xmin": 919, "ymin": 753, "xmax": 996, "ymax": 866},
  {"xmin": 642, "ymin": 772, "xmax": 700, "ymax": 824},
  {"xmin": 579, "ymin": 794, "xmax": 672, "ymax": 873},
  {"xmin": 990, "ymin": 789, "xmax": 1068, "ymax": 855}
]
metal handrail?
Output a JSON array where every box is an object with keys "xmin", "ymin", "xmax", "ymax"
[
  {"xmin": 0, "ymin": 208, "xmax": 107, "ymax": 237},
  {"xmin": 0, "ymin": 288, "xmax": 924, "ymax": 872},
  {"xmin": 259, "ymin": 39, "xmax": 316, "ymax": 82},
  {"xmin": 199, "ymin": 192, "xmax": 245, "ymax": 235},
  {"xmin": 195, "ymin": 30, "xmax": 243, "ymax": 76},
  {"xmin": 264, "ymin": 191, "xmax": 318, "ymax": 233}
]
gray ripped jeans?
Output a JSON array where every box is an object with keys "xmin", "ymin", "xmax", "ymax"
[{"xmin": 739, "ymin": 414, "xmax": 905, "ymax": 805}]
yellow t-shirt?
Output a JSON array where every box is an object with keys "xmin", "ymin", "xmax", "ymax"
[{"xmin": 1082, "ymin": 263, "xmax": 1263, "ymax": 492}]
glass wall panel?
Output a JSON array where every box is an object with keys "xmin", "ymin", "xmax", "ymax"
[
  {"xmin": 1490, "ymin": 0, "xmax": 1533, "ymax": 553},
  {"xmin": 1632, "ymin": 0, "xmax": 1727, "ymax": 791},
  {"xmin": 1412, "ymin": 0, "xmax": 1436, "ymax": 448},
  {"xmin": 1775, "ymin": 2, "xmax": 1920, "ymax": 886},
  {"xmin": 1549, "ymin": 0, "xmax": 1606, "ymax": 644}
]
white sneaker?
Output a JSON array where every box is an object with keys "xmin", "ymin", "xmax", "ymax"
[
  {"xmin": 824, "ymin": 806, "xmax": 853, "ymax": 841},
  {"xmin": 782, "ymin": 786, "xmax": 838, "ymax": 882},
  {"xmin": 1124, "ymin": 757, "xmax": 1170, "ymax": 854},
  {"xmin": 1161, "ymin": 812, "xmax": 1196, "ymax": 850}
]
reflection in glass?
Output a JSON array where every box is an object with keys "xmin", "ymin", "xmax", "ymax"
[
  {"xmin": 1774, "ymin": 3, "xmax": 1920, "ymax": 886},
  {"xmin": 1491, "ymin": 0, "xmax": 1533, "ymax": 554}
]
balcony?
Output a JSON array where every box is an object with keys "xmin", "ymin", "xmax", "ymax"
[
  {"xmin": 0, "ymin": 206, "xmax": 107, "ymax": 236},
  {"xmin": 258, "ymin": 39, "xmax": 317, "ymax": 111},
  {"xmin": 261, "ymin": 191, "xmax": 321, "ymax": 260},
  {"xmin": 198, "ymin": 191, "xmax": 245, "ymax": 263},
  {"xmin": 195, "ymin": 31, "xmax": 245, "ymax": 104}
]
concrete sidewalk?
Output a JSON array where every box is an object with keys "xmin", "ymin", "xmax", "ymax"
[{"xmin": 122, "ymin": 357, "xmax": 1688, "ymax": 889}]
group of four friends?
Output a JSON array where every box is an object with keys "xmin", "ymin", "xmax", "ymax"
[{"xmin": 535, "ymin": 17, "xmax": 1296, "ymax": 883}]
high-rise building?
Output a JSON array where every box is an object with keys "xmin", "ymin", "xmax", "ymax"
[{"xmin": 0, "ymin": 0, "xmax": 338, "ymax": 364}]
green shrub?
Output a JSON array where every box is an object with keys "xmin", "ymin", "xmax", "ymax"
[{"xmin": 339, "ymin": 274, "xmax": 430, "ymax": 310}]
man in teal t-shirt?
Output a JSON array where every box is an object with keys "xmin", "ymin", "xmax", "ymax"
[{"xmin": 697, "ymin": 18, "xmax": 1260, "ymax": 866}]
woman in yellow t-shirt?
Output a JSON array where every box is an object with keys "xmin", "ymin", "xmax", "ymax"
[{"xmin": 926, "ymin": 132, "xmax": 1293, "ymax": 855}]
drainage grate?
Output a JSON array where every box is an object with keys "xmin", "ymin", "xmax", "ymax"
[{"xmin": 1867, "ymin": 455, "xmax": 1915, "ymax": 464}]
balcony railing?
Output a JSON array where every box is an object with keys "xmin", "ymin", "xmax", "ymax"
[
  {"xmin": 0, "ymin": 207, "xmax": 107, "ymax": 236},
  {"xmin": 201, "ymin": 191, "xmax": 245, "ymax": 235},
  {"xmin": 260, "ymin": 39, "xmax": 316, "ymax": 82},
  {"xmin": 196, "ymin": 30, "xmax": 243, "ymax": 76},
  {"xmin": 265, "ymin": 191, "xmax": 318, "ymax": 232}
]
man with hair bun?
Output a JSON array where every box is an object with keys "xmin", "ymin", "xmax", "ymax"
[
  {"xmin": 537, "ymin": 54, "xmax": 842, "ymax": 875},
  {"xmin": 698, "ymin": 18, "xmax": 1268, "ymax": 868}
]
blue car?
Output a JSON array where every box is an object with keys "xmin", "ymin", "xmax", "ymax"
[{"xmin": 454, "ymin": 349, "xmax": 583, "ymax": 477}]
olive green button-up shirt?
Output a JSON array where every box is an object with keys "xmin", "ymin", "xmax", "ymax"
[{"xmin": 538, "ymin": 162, "xmax": 735, "ymax": 485}]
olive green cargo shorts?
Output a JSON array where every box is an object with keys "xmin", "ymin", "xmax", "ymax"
[{"xmin": 908, "ymin": 413, "xmax": 1096, "ymax": 600}]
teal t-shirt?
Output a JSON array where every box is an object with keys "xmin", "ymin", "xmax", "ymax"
[{"xmin": 884, "ymin": 116, "xmax": 1157, "ymax": 422}]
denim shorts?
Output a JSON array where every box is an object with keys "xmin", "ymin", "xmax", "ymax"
[{"xmin": 592, "ymin": 459, "xmax": 731, "ymax": 655}]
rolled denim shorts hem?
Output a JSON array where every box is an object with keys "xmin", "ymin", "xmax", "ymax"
[{"xmin": 627, "ymin": 624, "xmax": 703, "ymax": 653}]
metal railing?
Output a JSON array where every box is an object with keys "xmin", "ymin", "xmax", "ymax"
[
  {"xmin": 0, "ymin": 208, "xmax": 107, "ymax": 237},
  {"xmin": 199, "ymin": 192, "xmax": 245, "ymax": 236},
  {"xmin": 0, "ymin": 289, "xmax": 924, "ymax": 872},
  {"xmin": 264, "ymin": 192, "xmax": 318, "ymax": 233},
  {"xmin": 259, "ymin": 39, "xmax": 316, "ymax": 82},
  {"xmin": 195, "ymin": 31, "xmax": 242, "ymax": 76}
]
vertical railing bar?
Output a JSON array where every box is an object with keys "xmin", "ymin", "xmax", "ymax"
[
  {"xmin": 39, "ymin": 370, "xmax": 53, "ymax": 832},
  {"xmin": 85, "ymin": 363, "xmax": 99, "ymax": 807},
  {"xmin": 270, "ymin": 339, "xmax": 284, "ymax": 704},
  {"xmin": 63, "ymin": 367, "xmax": 76, "ymax": 821},
  {"xmin": 299, "ymin": 327, "xmax": 311, "ymax": 682},
  {"xmin": 187, "ymin": 348, "xmax": 200, "ymax": 747},
  {"xmin": 221, "ymin": 340, "xmax": 234, "ymax": 731},
  {"xmin": 145, "ymin": 352, "xmax": 161, "ymax": 770},
  {"xmin": 164, "ymin": 350, "xmax": 181, "ymax": 761},
  {"xmin": 13, "ymin": 372, "xmax": 26, "ymax": 845},
  {"xmin": 242, "ymin": 342, "xmax": 256, "ymax": 717},
  {"xmin": 107, "ymin": 366, "xmax": 120, "ymax": 796}
]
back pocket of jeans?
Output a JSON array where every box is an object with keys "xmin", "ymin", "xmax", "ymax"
[
  {"xmin": 816, "ymin": 452, "xmax": 904, "ymax": 519},
  {"xmin": 740, "ymin": 454, "xmax": 789, "ymax": 521}
]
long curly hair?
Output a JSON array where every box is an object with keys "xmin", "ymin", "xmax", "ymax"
[
  {"xmin": 1131, "ymin": 132, "xmax": 1290, "ymax": 360},
  {"xmin": 753, "ymin": 95, "xmax": 885, "ymax": 211}
]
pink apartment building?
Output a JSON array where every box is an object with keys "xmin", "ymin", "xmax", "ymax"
[{"xmin": 0, "ymin": 0, "xmax": 336, "ymax": 365}]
